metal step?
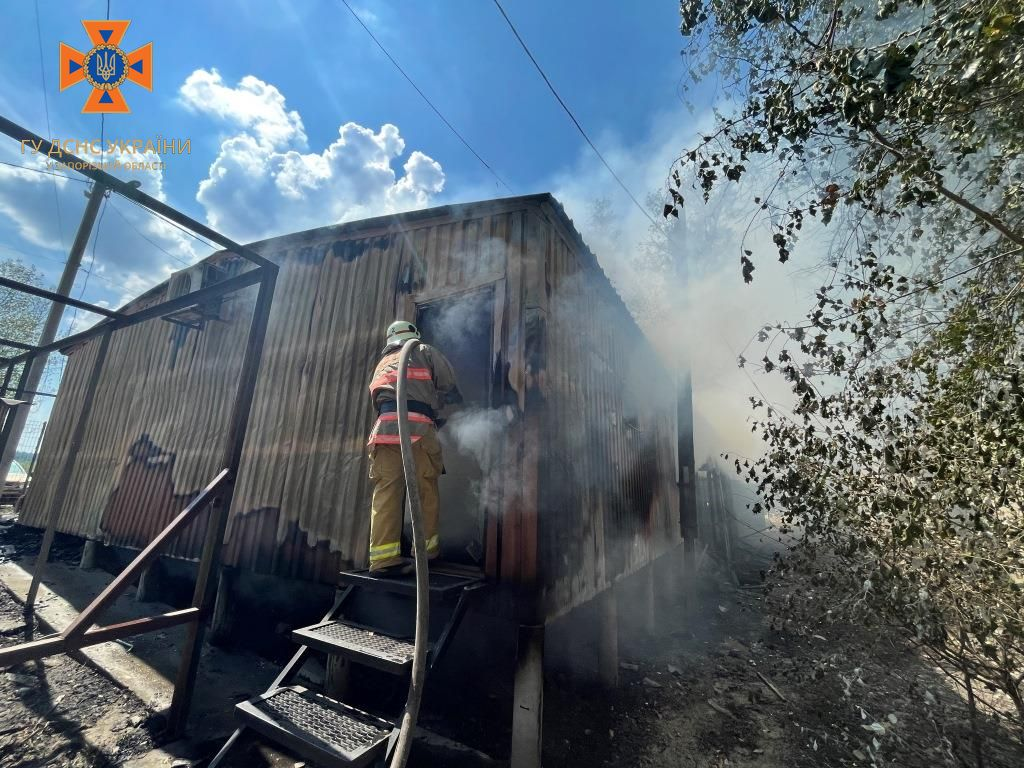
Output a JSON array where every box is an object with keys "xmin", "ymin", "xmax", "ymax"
[
  {"xmin": 293, "ymin": 620, "xmax": 431, "ymax": 674},
  {"xmin": 235, "ymin": 685, "xmax": 392, "ymax": 768},
  {"xmin": 338, "ymin": 566, "xmax": 482, "ymax": 599}
]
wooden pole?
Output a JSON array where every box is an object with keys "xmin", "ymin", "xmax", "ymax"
[
  {"xmin": 597, "ymin": 586, "xmax": 619, "ymax": 688},
  {"xmin": 510, "ymin": 624, "xmax": 544, "ymax": 768},
  {"xmin": 167, "ymin": 267, "xmax": 276, "ymax": 737},
  {"xmin": 643, "ymin": 563, "xmax": 656, "ymax": 636},
  {"xmin": 678, "ymin": 372, "xmax": 698, "ymax": 613},
  {"xmin": 209, "ymin": 566, "xmax": 236, "ymax": 644},
  {"xmin": 27, "ymin": 328, "xmax": 111, "ymax": 609}
]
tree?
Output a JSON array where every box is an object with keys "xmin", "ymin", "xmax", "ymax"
[
  {"xmin": 670, "ymin": 0, "xmax": 1024, "ymax": 759},
  {"xmin": 0, "ymin": 259, "xmax": 48, "ymax": 379}
]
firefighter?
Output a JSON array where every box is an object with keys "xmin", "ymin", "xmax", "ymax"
[{"xmin": 366, "ymin": 320, "xmax": 461, "ymax": 576}]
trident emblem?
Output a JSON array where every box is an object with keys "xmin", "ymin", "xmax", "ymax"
[
  {"xmin": 59, "ymin": 20, "xmax": 152, "ymax": 114},
  {"xmin": 94, "ymin": 49, "xmax": 118, "ymax": 82}
]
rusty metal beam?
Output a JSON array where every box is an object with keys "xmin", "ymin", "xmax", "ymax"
[
  {"xmin": 1, "ymin": 388, "xmax": 56, "ymax": 399},
  {"xmin": 0, "ymin": 276, "xmax": 124, "ymax": 319},
  {"xmin": 83, "ymin": 608, "xmax": 200, "ymax": 643},
  {"xmin": 0, "ymin": 338, "xmax": 38, "ymax": 352},
  {"xmin": 0, "ymin": 634, "xmax": 63, "ymax": 667},
  {"xmin": 168, "ymin": 268, "xmax": 277, "ymax": 737},
  {"xmin": 0, "ymin": 608, "xmax": 200, "ymax": 668},
  {"xmin": 0, "ymin": 116, "xmax": 274, "ymax": 272},
  {"xmin": 1, "ymin": 266, "xmax": 267, "ymax": 368}
]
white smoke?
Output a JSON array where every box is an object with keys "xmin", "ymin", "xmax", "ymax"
[
  {"xmin": 548, "ymin": 106, "xmax": 828, "ymax": 464},
  {"xmin": 444, "ymin": 406, "xmax": 517, "ymax": 463}
]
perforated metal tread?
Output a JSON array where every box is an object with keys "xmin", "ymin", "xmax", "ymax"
[
  {"xmin": 293, "ymin": 620, "xmax": 430, "ymax": 674},
  {"xmin": 235, "ymin": 685, "xmax": 392, "ymax": 768},
  {"xmin": 338, "ymin": 567, "xmax": 482, "ymax": 599}
]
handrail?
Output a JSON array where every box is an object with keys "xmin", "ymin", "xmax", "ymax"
[
  {"xmin": 0, "ymin": 468, "xmax": 232, "ymax": 670},
  {"xmin": 0, "ymin": 608, "xmax": 201, "ymax": 668},
  {"xmin": 63, "ymin": 468, "xmax": 231, "ymax": 639}
]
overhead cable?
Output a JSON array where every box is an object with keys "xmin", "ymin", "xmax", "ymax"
[{"xmin": 493, "ymin": 0, "xmax": 658, "ymax": 227}]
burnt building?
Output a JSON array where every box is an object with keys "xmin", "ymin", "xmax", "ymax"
[{"xmin": 20, "ymin": 192, "xmax": 694, "ymax": 762}]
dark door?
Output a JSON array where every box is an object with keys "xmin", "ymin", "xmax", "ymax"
[{"xmin": 414, "ymin": 288, "xmax": 493, "ymax": 566}]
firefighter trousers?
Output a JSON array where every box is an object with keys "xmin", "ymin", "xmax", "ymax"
[{"xmin": 367, "ymin": 429, "xmax": 443, "ymax": 571}]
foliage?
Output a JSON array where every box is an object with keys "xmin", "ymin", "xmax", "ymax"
[
  {"xmin": 0, "ymin": 259, "xmax": 48, "ymax": 382},
  {"xmin": 672, "ymin": 0, "xmax": 1024, "ymax": 754}
]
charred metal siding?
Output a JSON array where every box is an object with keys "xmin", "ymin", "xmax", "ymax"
[
  {"xmin": 21, "ymin": 201, "xmax": 529, "ymax": 581},
  {"xmin": 20, "ymin": 195, "xmax": 680, "ymax": 603},
  {"xmin": 536, "ymin": 202, "xmax": 680, "ymax": 620},
  {"xmin": 20, "ymin": 269, "xmax": 254, "ymax": 560}
]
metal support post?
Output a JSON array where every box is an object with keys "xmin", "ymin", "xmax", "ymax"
[
  {"xmin": 598, "ymin": 586, "xmax": 619, "ymax": 688},
  {"xmin": 167, "ymin": 268, "xmax": 277, "ymax": 736},
  {"xmin": 510, "ymin": 624, "xmax": 544, "ymax": 768}
]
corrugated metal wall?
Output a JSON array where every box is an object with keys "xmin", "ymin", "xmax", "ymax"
[
  {"xmin": 536, "ymin": 202, "xmax": 680, "ymax": 619},
  {"xmin": 21, "ymin": 264, "xmax": 255, "ymax": 559},
  {"xmin": 21, "ymin": 201, "xmax": 528, "ymax": 583},
  {"xmin": 20, "ymin": 195, "xmax": 680, "ymax": 600}
]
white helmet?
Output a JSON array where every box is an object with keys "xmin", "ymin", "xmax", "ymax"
[{"xmin": 386, "ymin": 320, "xmax": 420, "ymax": 347}]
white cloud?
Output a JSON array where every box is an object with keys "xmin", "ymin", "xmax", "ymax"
[
  {"xmin": 179, "ymin": 68, "xmax": 307, "ymax": 149},
  {"xmin": 180, "ymin": 69, "xmax": 446, "ymax": 243}
]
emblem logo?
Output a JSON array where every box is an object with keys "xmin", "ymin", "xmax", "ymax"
[{"xmin": 59, "ymin": 20, "xmax": 152, "ymax": 114}]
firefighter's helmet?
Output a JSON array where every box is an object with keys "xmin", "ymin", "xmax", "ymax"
[{"xmin": 386, "ymin": 320, "xmax": 420, "ymax": 347}]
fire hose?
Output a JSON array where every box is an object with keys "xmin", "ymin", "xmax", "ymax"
[{"xmin": 388, "ymin": 338, "xmax": 430, "ymax": 768}]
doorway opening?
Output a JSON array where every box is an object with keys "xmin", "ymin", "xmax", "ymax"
[{"xmin": 413, "ymin": 287, "xmax": 494, "ymax": 567}]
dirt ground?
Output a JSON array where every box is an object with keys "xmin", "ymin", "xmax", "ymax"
[
  {"xmin": 543, "ymin": 566, "xmax": 1024, "ymax": 768},
  {"xmin": 0, "ymin": 587, "xmax": 160, "ymax": 767},
  {"xmin": 0, "ymin": 509, "xmax": 1021, "ymax": 767}
]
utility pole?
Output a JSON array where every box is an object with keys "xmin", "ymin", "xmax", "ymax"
[{"xmin": 0, "ymin": 182, "xmax": 108, "ymax": 483}]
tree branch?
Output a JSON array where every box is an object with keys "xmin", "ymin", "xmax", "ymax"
[{"xmin": 865, "ymin": 126, "xmax": 1024, "ymax": 249}]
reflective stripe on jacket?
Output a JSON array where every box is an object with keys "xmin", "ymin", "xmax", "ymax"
[{"xmin": 367, "ymin": 343, "xmax": 458, "ymax": 446}]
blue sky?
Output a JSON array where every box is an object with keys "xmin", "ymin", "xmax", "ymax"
[
  {"xmin": 2, "ymin": 1, "xmax": 694, "ymax": 284},
  {"xmin": 1, "ymin": 1, "xmax": 807, "ymax": 460}
]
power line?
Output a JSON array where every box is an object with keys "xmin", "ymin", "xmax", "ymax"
[
  {"xmin": 338, "ymin": 0, "xmax": 514, "ymax": 195},
  {"xmin": 109, "ymin": 199, "xmax": 193, "ymax": 268},
  {"xmin": 0, "ymin": 241, "xmax": 121, "ymax": 290},
  {"xmin": 64, "ymin": 192, "xmax": 110, "ymax": 334},
  {"xmin": 123, "ymin": 195, "xmax": 218, "ymax": 252},
  {"xmin": 492, "ymin": 0, "xmax": 658, "ymax": 227},
  {"xmin": 0, "ymin": 159, "xmax": 90, "ymax": 183},
  {"xmin": 77, "ymin": 192, "xmax": 109, "ymax": 300},
  {"xmin": 34, "ymin": 0, "xmax": 66, "ymax": 253},
  {"xmin": 1, "ymin": 162, "xmax": 210, "ymax": 262}
]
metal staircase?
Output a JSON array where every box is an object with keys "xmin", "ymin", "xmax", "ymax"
[{"xmin": 209, "ymin": 564, "xmax": 484, "ymax": 768}]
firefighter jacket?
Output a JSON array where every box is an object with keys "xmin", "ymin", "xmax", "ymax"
[{"xmin": 367, "ymin": 343, "xmax": 460, "ymax": 445}]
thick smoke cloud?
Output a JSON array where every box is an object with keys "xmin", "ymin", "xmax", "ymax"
[{"xmin": 548, "ymin": 108, "xmax": 826, "ymax": 464}]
